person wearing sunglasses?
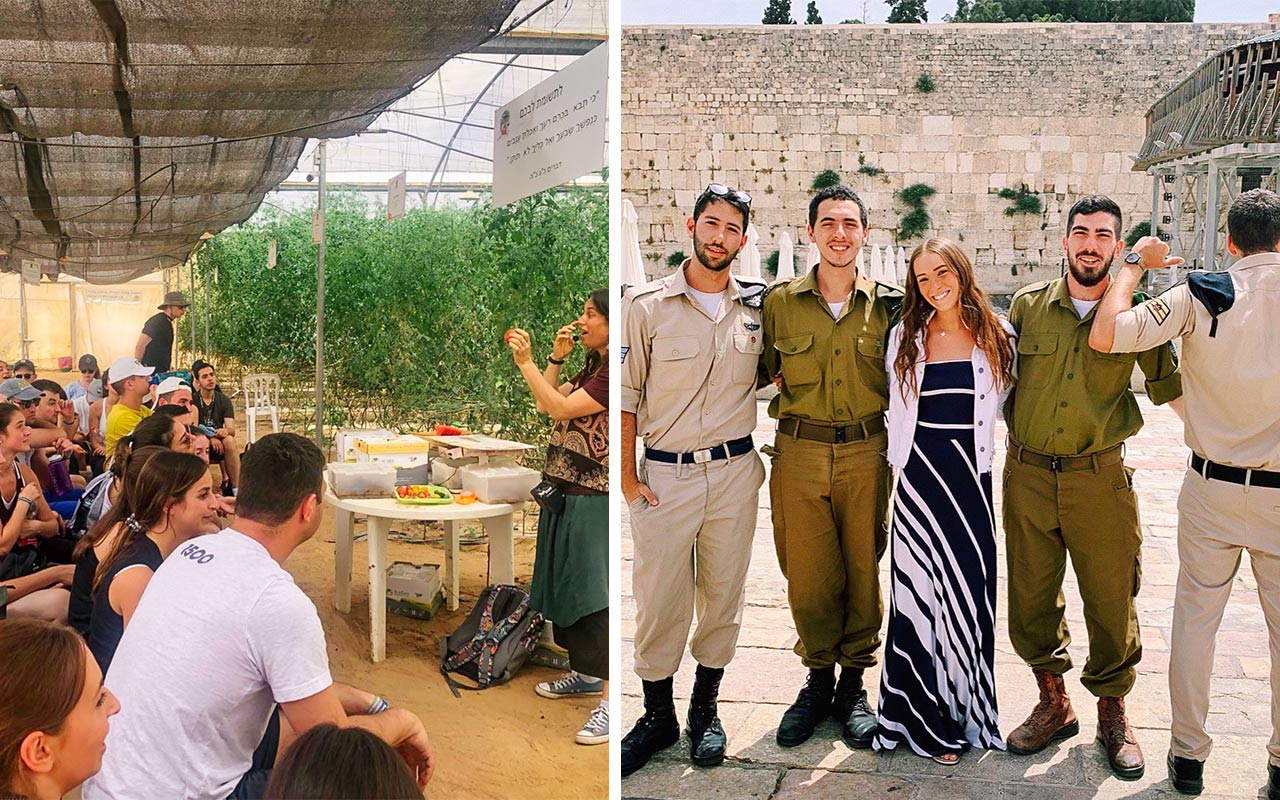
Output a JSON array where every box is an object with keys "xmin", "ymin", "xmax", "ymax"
[
  {"xmin": 12, "ymin": 360, "xmax": 36, "ymax": 382},
  {"xmin": 621, "ymin": 182, "xmax": 768, "ymax": 776},
  {"xmin": 65, "ymin": 355, "xmax": 101, "ymax": 402},
  {"xmin": 762, "ymin": 184, "xmax": 905, "ymax": 752}
]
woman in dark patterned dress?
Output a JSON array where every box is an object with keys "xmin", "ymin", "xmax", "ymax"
[
  {"xmin": 875, "ymin": 238, "xmax": 1017, "ymax": 764},
  {"xmin": 507, "ymin": 288, "xmax": 610, "ymax": 746}
]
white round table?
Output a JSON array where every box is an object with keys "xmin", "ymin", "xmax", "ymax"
[{"xmin": 324, "ymin": 492, "xmax": 518, "ymax": 662}]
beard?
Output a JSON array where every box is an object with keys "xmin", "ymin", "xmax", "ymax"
[
  {"xmin": 693, "ymin": 232, "xmax": 738, "ymax": 272},
  {"xmin": 1067, "ymin": 249, "xmax": 1114, "ymax": 287}
]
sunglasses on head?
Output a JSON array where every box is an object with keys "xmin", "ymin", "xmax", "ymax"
[{"xmin": 700, "ymin": 183, "xmax": 752, "ymax": 207}]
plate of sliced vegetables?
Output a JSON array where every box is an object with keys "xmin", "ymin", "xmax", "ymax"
[{"xmin": 394, "ymin": 485, "xmax": 453, "ymax": 505}]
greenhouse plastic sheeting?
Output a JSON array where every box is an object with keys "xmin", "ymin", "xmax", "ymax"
[{"xmin": 0, "ymin": 0, "xmax": 519, "ymax": 283}]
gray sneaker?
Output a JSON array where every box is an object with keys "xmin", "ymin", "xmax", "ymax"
[
  {"xmin": 535, "ymin": 671, "xmax": 604, "ymax": 700},
  {"xmin": 575, "ymin": 702, "xmax": 609, "ymax": 745}
]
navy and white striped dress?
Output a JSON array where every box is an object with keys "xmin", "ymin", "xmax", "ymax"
[{"xmin": 873, "ymin": 359, "xmax": 1003, "ymax": 758}]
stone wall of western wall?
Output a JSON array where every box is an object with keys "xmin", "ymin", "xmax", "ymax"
[{"xmin": 621, "ymin": 22, "xmax": 1276, "ymax": 292}]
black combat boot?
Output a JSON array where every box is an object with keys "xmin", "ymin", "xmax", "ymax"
[
  {"xmin": 832, "ymin": 666, "xmax": 878, "ymax": 748},
  {"xmin": 776, "ymin": 666, "xmax": 836, "ymax": 747},
  {"xmin": 687, "ymin": 664, "xmax": 728, "ymax": 767},
  {"xmin": 621, "ymin": 677, "xmax": 680, "ymax": 777}
]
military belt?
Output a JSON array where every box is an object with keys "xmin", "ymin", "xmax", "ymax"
[
  {"xmin": 645, "ymin": 435, "xmax": 754, "ymax": 465},
  {"xmin": 1007, "ymin": 441, "xmax": 1123, "ymax": 472},
  {"xmin": 777, "ymin": 416, "xmax": 885, "ymax": 444},
  {"xmin": 1191, "ymin": 453, "xmax": 1280, "ymax": 489}
]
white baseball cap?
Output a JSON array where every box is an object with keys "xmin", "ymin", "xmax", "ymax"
[
  {"xmin": 156, "ymin": 376, "xmax": 192, "ymax": 397},
  {"xmin": 108, "ymin": 357, "xmax": 154, "ymax": 382}
]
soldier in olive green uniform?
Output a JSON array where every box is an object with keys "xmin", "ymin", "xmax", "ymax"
[
  {"xmin": 763, "ymin": 186, "xmax": 903, "ymax": 749},
  {"xmin": 1003, "ymin": 195, "xmax": 1183, "ymax": 780},
  {"xmin": 621, "ymin": 185, "xmax": 768, "ymax": 777}
]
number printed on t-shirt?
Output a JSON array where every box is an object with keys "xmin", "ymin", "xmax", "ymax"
[{"xmin": 180, "ymin": 543, "xmax": 214, "ymax": 564}]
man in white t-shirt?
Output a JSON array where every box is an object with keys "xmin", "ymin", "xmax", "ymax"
[{"xmin": 84, "ymin": 433, "xmax": 433, "ymax": 800}]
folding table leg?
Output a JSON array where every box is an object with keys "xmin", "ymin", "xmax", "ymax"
[
  {"xmin": 367, "ymin": 515, "xmax": 389, "ymax": 662},
  {"xmin": 444, "ymin": 519, "xmax": 459, "ymax": 611},
  {"xmin": 333, "ymin": 507, "xmax": 353, "ymax": 614},
  {"xmin": 484, "ymin": 512, "xmax": 516, "ymax": 586}
]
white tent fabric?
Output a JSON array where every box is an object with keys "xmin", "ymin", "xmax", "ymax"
[
  {"xmin": 806, "ymin": 242, "xmax": 820, "ymax": 269},
  {"xmin": 737, "ymin": 224, "xmax": 762, "ymax": 279},
  {"xmin": 777, "ymin": 231, "xmax": 795, "ymax": 281},
  {"xmin": 620, "ymin": 198, "xmax": 645, "ymax": 288}
]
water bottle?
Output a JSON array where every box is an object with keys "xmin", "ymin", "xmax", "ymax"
[{"xmin": 47, "ymin": 453, "xmax": 73, "ymax": 497}]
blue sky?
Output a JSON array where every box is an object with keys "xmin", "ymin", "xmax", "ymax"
[{"xmin": 622, "ymin": 1, "xmax": 1275, "ymax": 25}]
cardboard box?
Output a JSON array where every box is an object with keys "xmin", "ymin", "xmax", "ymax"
[
  {"xmin": 386, "ymin": 562, "xmax": 442, "ymax": 604},
  {"xmin": 335, "ymin": 428, "xmax": 396, "ymax": 463},
  {"xmin": 387, "ymin": 594, "xmax": 445, "ymax": 621},
  {"xmin": 356, "ymin": 435, "xmax": 434, "ymax": 456}
]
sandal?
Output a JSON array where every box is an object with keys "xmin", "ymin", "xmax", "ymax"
[{"xmin": 931, "ymin": 752, "xmax": 960, "ymax": 765}]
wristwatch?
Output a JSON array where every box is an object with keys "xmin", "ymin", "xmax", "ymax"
[{"xmin": 1124, "ymin": 252, "xmax": 1144, "ymax": 266}]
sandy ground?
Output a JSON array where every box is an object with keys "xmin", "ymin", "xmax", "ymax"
[{"xmin": 291, "ymin": 507, "xmax": 608, "ymax": 800}]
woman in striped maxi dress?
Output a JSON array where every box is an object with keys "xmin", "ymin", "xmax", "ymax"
[{"xmin": 874, "ymin": 238, "xmax": 1017, "ymax": 764}]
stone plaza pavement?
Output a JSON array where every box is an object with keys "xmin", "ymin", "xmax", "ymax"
[{"xmin": 622, "ymin": 397, "xmax": 1275, "ymax": 799}]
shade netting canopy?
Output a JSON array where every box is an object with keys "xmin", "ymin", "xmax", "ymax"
[{"xmin": 0, "ymin": 0, "xmax": 520, "ymax": 283}]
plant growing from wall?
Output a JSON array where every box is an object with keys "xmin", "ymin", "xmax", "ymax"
[
  {"xmin": 998, "ymin": 185, "xmax": 1042, "ymax": 216},
  {"xmin": 666, "ymin": 250, "xmax": 686, "ymax": 267},
  {"xmin": 766, "ymin": 250, "xmax": 780, "ymax": 279},
  {"xmin": 811, "ymin": 169, "xmax": 841, "ymax": 190},
  {"xmin": 856, "ymin": 154, "xmax": 885, "ymax": 179},
  {"xmin": 896, "ymin": 183, "xmax": 936, "ymax": 240},
  {"xmin": 915, "ymin": 73, "xmax": 936, "ymax": 93},
  {"xmin": 1125, "ymin": 220, "xmax": 1151, "ymax": 247}
]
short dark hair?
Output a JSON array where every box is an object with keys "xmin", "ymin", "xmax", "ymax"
[
  {"xmin": 191, "ymin": 359, "xmax": 215, "ymax": 380},
  {"xmin": 30, "ymin": 379, "xmax": 65, "ymax": 400},
  {"xmin": 1228, "ymin": 188, "xmax": 1280, "ymax": 255},
  {"xmin": 692, "ymin": 191, "xmax": 750, "ymax": 229},
  {"xmin": 263, "ymin": 724, "xmax": 421, "ymax": 799},
  {"xmin": 1066, "ymin": 195, "xmax": 1122, "ymax": 236},
  {"xmin": 808, "ymin": 185, "xmax": 869, "ymax": 229},
  {"xmin": 236, "ymin": 433, "xmax": 326, "ymax": 526},
  {"xmin": 154, "ymin": 404, "xmax": 189, "ymax": 419}
]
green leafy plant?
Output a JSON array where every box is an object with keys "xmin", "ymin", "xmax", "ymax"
[
  {"xmin": 1125, "ymin": 220, "xmax": 1152, "ymax": 247},
  {"xmin": 666, "ymin": 250, "xmax": 686, "ymax": 267},
  {"xmin": 998, "ymin": 185, "xmax": 1042, "ymax": 216},
  {"xmin": 896, "ymin": 183, "xmax": 936, "ymax": 240},
  {"xmin": 811, "ymin": 169, "xmax": 841, "ymax": 191},
  {"xmin": 183, "ymin": 190, "xmax": 606, "ymax": 451},
  {"xmin": 915, "ymin": 73, "xmax": 936, "ymax": 93},
  {"xmin": 765, "ymin": 251, "xmax": 780, "ymax": 278}
]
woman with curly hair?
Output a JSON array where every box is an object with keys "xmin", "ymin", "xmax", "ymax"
[{"xmin": 873, "ymin": 237, "xmax": 1016, "ymax": 764}]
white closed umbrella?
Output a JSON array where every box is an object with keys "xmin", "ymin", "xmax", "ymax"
[
  {"xmin": 895, "ymin": 247, "xmax": 908, "ymax": 286},
  {"xmin": 621, "ymin": 199, "xmax": 645, "ymax": 288},
  {"xmin": 777, "ymin": 231, "xmax": 795, "ymax": 281},
  {"xmin": 806, "ymin": 242, "xmax": 820, "ymax": 269},
  {"xmin": 737, "ymin": 224, "xmax": 762, "ymax": 279}
]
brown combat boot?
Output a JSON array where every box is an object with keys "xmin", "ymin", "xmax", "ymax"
[
  {"xmin": 1097, "ymin": 696, "xmax": 1145, "ymax": 780},
  {"xmin": 1007, "ymin": 669, "xmax": 1079, "ymax": 754}
]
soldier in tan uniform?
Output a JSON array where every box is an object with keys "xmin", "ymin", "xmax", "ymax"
[
  {"xmin": 1091, "ymin": 188, "xmax": 1280, "ymax": 799},
  {"xmin": 1003, "ymin": 195, "xmax": 1183, "ymax": 780},
  {"xmin": 763, "ymin": 185, "xmax": 903, "ymax": 749},
  {"xmin": 620, "ymin": 184, "xmax": 768, "ymax": 777}
]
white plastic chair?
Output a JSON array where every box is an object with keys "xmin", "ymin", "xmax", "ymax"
[{"xmin": 241, "ymin": 374, "xmax": 280, "ymax": 442}]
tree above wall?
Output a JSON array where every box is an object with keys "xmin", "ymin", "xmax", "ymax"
[
  {"xmin": 887, "ymin": 0, "xmax": 928, "ymax": 23},
  {"xmin": 947, "ymin": 0, "xmax": 1193, "ymax": 22},
  {"xmin": 763, "ymin": 0, "xmax": 797, "ymax": 24},
  {"xmin": 806, "ymin": 1, "xmax": 823, "ymax": 23}
]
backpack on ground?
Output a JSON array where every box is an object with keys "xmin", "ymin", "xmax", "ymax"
[{"xmin": 439, "ymin": 584, "xmax": 543, "ymax": 697}]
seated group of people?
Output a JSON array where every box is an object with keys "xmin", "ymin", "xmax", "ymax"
[
  {"xmin": 1, "ymin": 431, "xmax": 434, "ymax": 799},
  {"xmin": 0, "ymin": 355, "xmax": 241, "ymax": 623}
]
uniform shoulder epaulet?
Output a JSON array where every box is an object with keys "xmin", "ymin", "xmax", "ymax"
[
  {"xmin": 761, "ymin": 278, "xmax": 790, "ymax": 305},
  {"xmin": 873, "ymin": 280, "xmax": 905, "ymax": 324},
  {"xmin": 734, "ymin": 277, "xmax": 768, "ymax": 309},
  {"xmin": 1186, "ymin": 270, "xmax": 1236, "ymax": 338},
  {"xmin": 622, "ymin": 279, "xmax": 663, "ymax": 301},
  {"xmin": 1011, "ymin": 279, "xmax": 1054, "ymax": 302}
]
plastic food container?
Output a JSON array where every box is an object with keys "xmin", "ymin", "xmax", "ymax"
[
  {"xmin": 459, "ymin": 465, "xmax": 540, "ymax": 504},
  {"xmin": 327, "ymin": 462, "xmax": 396, "ymax": 498}
]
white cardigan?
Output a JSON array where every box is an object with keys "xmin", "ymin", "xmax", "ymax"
[{"xmin": 884, "ymin": 317, "xmax": 1017, "ymax": 474}]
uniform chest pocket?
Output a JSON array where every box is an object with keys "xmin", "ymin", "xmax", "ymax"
[
  {"xmin": 731, "ymin": 332, "xmax": 764, "ymax": 385},
  {"xmin": 651, "ymin": 336, "xmax": 703, "ymax": 389},
  {"xmin": 1087, "ymin": 349, "xmax": 1136, "ymax": 396},
  {"xmin": 856, "ymin": 334, "xmax": 887, "ymax": 394},
  {"xmin": 774, "ymin": 333, "xmax": 820, "ymax": 387},
  {"xmin": 1016, "ymin": 332, "xmax": 1058, "ymax": 389}
]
